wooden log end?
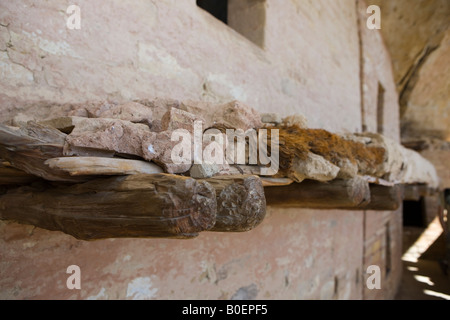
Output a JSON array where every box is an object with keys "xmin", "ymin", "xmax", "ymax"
[
  {"xmin": 364, "ymin": 184, "xmax": 403, "ymax": 211},
  {"xmin": 208, "ymin": 175, "xmax": 266, "ymax": 232},
  {"xmin": 348, "ymin": 176, "xmax": 371, "ymax": 207}
]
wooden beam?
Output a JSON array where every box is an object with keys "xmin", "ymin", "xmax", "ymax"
[
  {"xmin": 260, "ymin": 177, "xmax": 294, "ymax": 187},
  {"xmin": 403, "ymin": 184, "xmax": 430, "ymax": 201},
  {"xmin": 0, "ymin": 174, "xmax": 217, "ymax": 240},
  {"xmin": 204, "ymin": 175, "xmax": 266, "ymax": 232},
  {"xmin": 265, "ymin": 177, "xmax": 370, "ymax": 209},
  {"xmin": 0, "ymin": 161, "xmax": 38, "ymax": 186},
  {"xmin": 0, "ymin": 123, "xmax": 88, "ymax": 182},
  {"xmin": 365, "ymin": 184, "xmax": 404, "ymax": 211},
  {"xmin": 45, "ymin": 157, "xmax": 163, "ymax": 176}
]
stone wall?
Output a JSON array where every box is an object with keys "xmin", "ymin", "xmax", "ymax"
[
  {"xmin": 357, "ymin": 0, "xmax": 402, "ymax": 300},
  {"xmin": 0, "ymin": 208, "xmax": 365, "ymax": 299},
  {"xmin": 373, "ymin": 0, "xmax": 449, "ymax": 140},
  {"xmin": 363, "ymin": 209, "xmax": 403, "ymax": 300},
  {"xmin": 358, "ymin": 0, "xmax": 400, "ymax": 141},
  {"xmin": 0, "ymin": 0, "xmax": 362, "ymax": 133},
  {"xmin": 421, "ymin": 144, "xmax": 450, "ymax": 189},
  {"xmin": 0, "ymin": 0, "xmax": 402, "ymax": 299},
  {"xmin": 371, "ymin": 0, "xmax": 449, "ymax": 194}
]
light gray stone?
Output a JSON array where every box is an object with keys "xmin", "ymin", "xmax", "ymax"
[
  {"xmin": 288, "ymin": 152, "xmax": 340, "ymax": 183},
  {"xmin": 261, "ymin": 113, "xmax": 282, "ymax": 124},
  {"xmin": 189, "ymin": 163, "xmax": 220, "ymax": 178},
  {"xmin": 282, "ymin": 114, "xmax": 308, "ymax": 128}
]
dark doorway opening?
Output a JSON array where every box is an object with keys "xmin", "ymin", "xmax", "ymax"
[
  {"xmin": 403, "ymin": 198, "xmax": 426, "ymax": 227},
  {"xmin": 197, "ymin": 0, "xmax": 228, "ymax": 24}
]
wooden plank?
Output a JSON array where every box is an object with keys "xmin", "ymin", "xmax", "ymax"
[
  {"xmin": 265, "ymin": 177, "xmax": 370, "ymax": 209},
  {"xmin": 45, "ymin": 157, "xmax": 164, "ymax": 176},
  {"xmin": 365, "ymin": 184, "xmax": 404, "ymax": 211},
  {"xmin": 0, "ymin": 123, "xmax": 88, "ymax": 182},
  {"xmin": 0, "ymin": 161, "xmax": 39, "ymax": 185},
  {"xmin": 0, "ymin": 174, "xmax": 217, "ymax": 240},
  {"xmin": 260, "ymin": 177, "xmax": 294, "ymax": 187},
  {"xmin": 403, "ymin": 184, "xmax": 430, "ymax": 201},
  {"xmin": 204, "ymin": 175, "xmax": 266, "ymax": 232}
]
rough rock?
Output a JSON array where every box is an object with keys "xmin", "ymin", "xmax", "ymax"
[
  {"xmin": 282, "ymin": 114, "xmax": 308, "ymax": 128},
  {"xmin": 398, "ymin": 147, "xmax": 439, "ymax": 188},
  {"xmin": 39, "ymin": 116, "xmax": 88, "ymax": 133},
  {"xmin": 142, "ymin": 131, "xmax": 192, "ymax": 174},
  {"xmin": 65, "ymin": 101, "xmax": 155, "ymax": 128},
  {"xmin": 136, "ymin": 97, "xmax": 180, "ymax": 118},
  {"xmin": 363, "ymin": 133, "xmax": 404, "ymax": 179},
  {"xmin": 80, "ymin": 101, "xmax": 120, "ymax": 118},
  {"xmin": 288, "ymin": 152, "xmax": 340, "ymax": 183},
  {"xmin": 342, "ymin": 134, "xmax": 372, "ymax": 145},
  {"xmin": 142, "ymin": 127, "xmax": 231, "ymax": 175},
  {"xmin": 64, "ymin": 118, "xmax": 152, "ymax": 158},
  {"xmin": 180, "ymin": 100, "xmax": 263, "ymax": 131},
  {"xmin": 357, "ymin": 132, "xmax": 439, "ymax": 188},
  {"xmin": 190, "ymin": 163, "xmax": 220, "ymax": 179},
  {"xmin": 161, "ymin": 107, "xmax": 205, "ymax": 132},
  {"xmin": 211, "ymin": 100, "xmax": 263, "ymax": 131},
  {"xmin": 336, "ymin": 158, "xmax": 358, "ymax": 179},
  {"xmin": 179, "ymin": 100, "xmax": 216, "ymax": 123},
  {"xmin": 94, "ymin": 101, "xmax": 153, "ymax": 127},
  {"xmin": 68, "ymin": 107, "xmax": 89, "ymax": 118},
  {"xmin": 11, "ymin": 113, "xmax": 35, "ymax": 127},
  {"xmin": 136, "ymin": 97, "xmax": 181, "ymax": 131},
  {"xmin": 261, "ymin": 113, "xmax": 282, "ymax": 124}
]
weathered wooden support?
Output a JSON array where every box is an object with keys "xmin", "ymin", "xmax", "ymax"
[
  {"xmin": 364, "ymin": 184, "xmax": 404, "ymax": 211},
  {"xmin": 0, "ymin": 162, "xmax": 38, "ymax": 186},
  {"xmin": 45, "ymin": 157, "xmax": 163, "ymax": 176},
  {"xmin": 0, "ymin": 174, "xmax": 217, "ymax": 240},
  {"xmin": 203, "ymin": 175, "xmax": 266, "ymax": 232},
  {"xmin": 265, "ymin": 177, "xmax": 371, "ymax": 209},
  {"xmin": 260, "ymin": 177, "xmax": 294, "ymax": 187},
  {"xmin": 403, "ymin": 184, "xmax": 430, "ymax": 201},
  {"xmin": 0, "ymin": 123, "xmax": 88, "ymax": 182}
]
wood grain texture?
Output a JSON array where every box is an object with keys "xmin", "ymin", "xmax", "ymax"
[
  {"xmin": 0, "ymin": 122, "xmax": 88, "ymax": 182},
  {"xmin": 0, "ymin": 174, "xmax": 217, "ymax": 240},
  {"xmin": 260, "ymin": 177, "xmax": 294, "ymax": 187},
  {"xmin": 265, "ymin": 177, "xmax": 371, "ymax": 209},
  {"xmin": 0, "ymin": 161, "xmax": 38, "ymax": 186},
  {"xmin": 204, "ymin": 175, "xmax": 266, "ymax": 232},
  {"xmin": 366, "ymin": 184, "xmax": 404, "ymax": 211},
  {"xmin": 45, "ymin": 157, "xmax": 164, "ymax": 176}
]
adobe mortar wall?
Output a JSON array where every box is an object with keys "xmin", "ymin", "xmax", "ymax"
[
  {"xmin": 363, "ymin": 209, "xmax": 402, "ymax": 300},
  {"xmin": 0, "ymin": 0, "xmax": 362, "ymax": 133},
  {"xmin": 357, "ymin": 0, "xmax": 400, "ymax": 142},
  {"xmin": 0, "ymin": 208, "xmax": 363, "ymax": 300}
]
